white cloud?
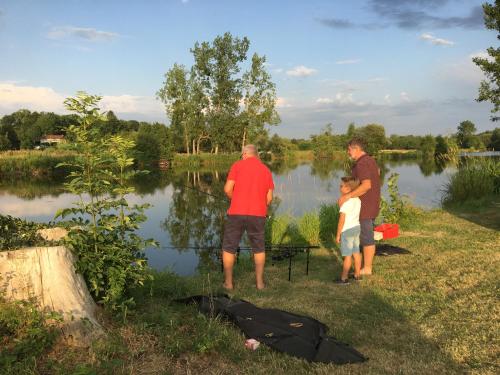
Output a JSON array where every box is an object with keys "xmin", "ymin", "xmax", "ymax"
[
  {"xmin": 286, "ymin": 65, "xmax": 317, "ymax": 77},
  {"xmin": 384, "ymin": 94, "xmax": 391, "ymax": 104},
  {"xmin": 276, "ymin": 97, "xmax": 292, "ymax": 108},
  {"xmin": 420, "ymin": 33, "xmax": 454, "ymax": 46},
  {"xmin": 336, "ymin": 59, "xmax": 361, "ymax": 65},
  {"xmin": 400, "ymin": 92, "xmax": 410, "ymax": 102},
  {"xmin": 0, "ymin": 82, "xmax": 66, "ymax": 113},
  {"xmin": 316, "ymin": 93, "xmax": 356, "ymax": 106},
  {"xmin": 469, "ymin": 51, "xmax": 489, "ymax": 60},
  {"xmin": 47, "ymin": 26, "xmax": 119, "ymax": 42},
  {"xmin": 0, "ymin": 82, "xmax": 164, "ymax": 120}
]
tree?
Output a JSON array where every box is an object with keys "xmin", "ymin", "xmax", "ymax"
[
  {"xmin": 346, "ymin": 123, "xmax": 356, "ymax": 138},
  {"xmin": 473, "ymin": 1, "xmax": 500, "ymax": 121},
  {"xmin": 456, "ymin": 120, "xmax": 477, "ymax": 148},
  {"xmin": 158, "ymin": 64, "xmax": 195, "ymax": 154},
  {"xmin": 420, "ymin": 135, "xmax": 436, "ymax": 157},
  {"xmin": 490, "ymin": 127, "xmax": 500, "ymax": 149},
  {"xmin": 0, "ymin": 133, "xmax": 11, "ymax": 151},
  {"xmin": 191, "ymin": 32, "xmax": 249, "ymax": 153},
  {"xmin": 434, "ymin": 135, "xmax": 448, "ymax": 156},
  {"xmin": 240, "ymin": 53, "xmax": 280, "ymax": 150},
  {"xmin": 158, "ymin": 32, "xmax": 280, "ymax": 154},
  {"xmin": 354, "ymin": 124, "xmax": 386, "ymax": 155}
]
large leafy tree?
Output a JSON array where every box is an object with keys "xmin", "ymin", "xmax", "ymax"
[
  {"xmin": 354, "ymin": 124, "xmax": 387, "ymax": 155},
  {"xmin": 158, "ymin": 32, "xmax": 279, "ymax": 154},
  {"xmin": 473, "ymin": 1, "xmax": 500, "ymax": 121},
  {"xmin": 456, "ymin": 120, "xmax": 477, "ymax": 148}
]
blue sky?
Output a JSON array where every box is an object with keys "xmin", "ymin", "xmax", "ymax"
[{"xmin": 0, "ymin": 0, "xmax": 495, "ymax": 137}]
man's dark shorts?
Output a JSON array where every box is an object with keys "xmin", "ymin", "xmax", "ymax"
[
  {"xmin": 222, "ymin": 215, "xmax": 266, "ymax": 253},
  {"xmin": 360, "ymin": 218, "xmax": 375, "ymax": 247}
]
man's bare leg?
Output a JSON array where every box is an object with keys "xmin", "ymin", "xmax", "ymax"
[
  {"xmin": 353, "ymin": 252, "xmax": 362, "ymax": 278},
  {"xmin": 254, "ymin": 252, "xmax": 266, "ymax": 289},
  {"xmin": 361, "ymin": 245, "xmax": 375, "ymax": 275},
  {"xmin": 222, "ymin": 250, "xmax": 235, "ymax": 290}
]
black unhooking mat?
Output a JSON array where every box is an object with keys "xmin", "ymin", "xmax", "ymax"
[
  {"xmin": 176, "ymin": 295, "xmax": 367, "ymax": 365},
  {"xmin": 375, "ymin": 244, "xmax": 411, "ymax": 256}
]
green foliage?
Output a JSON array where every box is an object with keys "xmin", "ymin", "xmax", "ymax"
[
  {"xmin": 158, "ymin": 32, "xmax": 279, "ymax": 154},
  {"xmin": 354, "ymin": 124, "xmax": 386, "ymax": 155},
  {"xmin": 443, "ymin": 157, "xmax": 500, "ymax": 205},
  {"xmin": 420, "ymin": 134, "xmax": 436, "ymax": 157},
  {"xmin": 490, "ymin": 127, "xmax": 500, "ymax": 150},
  {"xmin": 265, "ymin": 204, "xmax": 339, "ymax": 248},
  {"xmin": 0, "ymin": 149, "xmax": 76, "ymax": 179},
  {"xmin": 0, "ymin": 215, "xmax": 48, "ymax": 251},
  {"xmin": 0, "ymin": 297, "xmax": 61, "ymax": 373},
  {"xmin": 380, "ymin": 173, "xmax": 416, "ymax": 226},
  {"xmin": 456, "ymin": 120, "xmax": 478, "ymax": 148},
  {"xmin": 297, "ymin": 211, "xmax": 321, "ymax": 246},
  {"xmin": 473, "ymin": 1, "xmax": 500, "ymax": 121},
  {"xmin": 319, "ymin": 203, "xmax": 340, "ymax": 247},
  {"xmin": 266, "ymin": 134, "xmax": 297, "ymax": 159},
  {"xmin": 310, "ymin": 124, "xmax": 344, "ymax": 159},
  {"xmin": 56, "ymin": 92, "xmax": 157, "ymax": 310}
]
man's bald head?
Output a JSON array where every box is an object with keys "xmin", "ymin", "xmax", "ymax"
[{"xmin": 242, "ymin": 144, "xmax": 258, "ymax": 159}]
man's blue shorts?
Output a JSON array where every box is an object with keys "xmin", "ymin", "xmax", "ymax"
[{"xmin": 340, "ymin": 225, "xmax": 361, "ymax": 257}]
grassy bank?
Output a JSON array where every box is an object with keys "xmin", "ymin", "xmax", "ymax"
[
  {"xmin": 171, "ymin": 153, "xmax": 240, "ymax": 169},
  {"xmin": 2, "ymin": 207, "xmax": 498, "ymax": 374},
  {"xmin": 0, "ymin": 150, "xmax": 77, "ymax": 180}
]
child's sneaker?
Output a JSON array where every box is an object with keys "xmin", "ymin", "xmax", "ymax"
[{"xmin": 334, "ymin": 278, "xmax": 350, "ymax": 285}]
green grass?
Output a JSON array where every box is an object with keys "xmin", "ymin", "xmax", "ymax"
[
  {"xmin": 1, "ymin": 208, "xmax": 499, "ymax": 374},
  {"xmin": 442, "ymin": 157, "xmax": 499, "ymax": 206},
  {"xmin": 0, "ymin": 149, "xmax": 77, "ymax": 179}
]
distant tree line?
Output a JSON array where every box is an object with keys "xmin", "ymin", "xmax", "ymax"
[
  {"xmin": 265, "ymin": 121, "xmax": 499, "ymax": 160},
  {"xmin": 1, "ymin": 108, "xmax": 497, "ymax": 163},
  {"xmin": 0, "ymin": 109, "xmax": 173, "ymax": 166}
]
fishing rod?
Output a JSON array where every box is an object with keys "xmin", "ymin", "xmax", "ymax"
[
  {"xmin": 184, "ymin": 184, "xmax": 228, "ymax": 201},
  {"xmin": 174, "ymin": 184, "xmax": 319, "ymax": 281},
  {"xmin": 160, "ymin": 244, "xmax": 320, "ymax": 282}
]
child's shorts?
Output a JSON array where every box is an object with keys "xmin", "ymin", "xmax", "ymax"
[{"xmin": 340, "ymin": 226, "xmax": 361, "ymax": 257}]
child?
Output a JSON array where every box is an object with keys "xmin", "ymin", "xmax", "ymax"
[{"xmin": 335, "ymin": 176, "xmax": 362, "ymax": 284}]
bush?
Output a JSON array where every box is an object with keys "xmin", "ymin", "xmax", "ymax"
[
  {"xmin": 319, "ymin": 204, "xmax": 340, "ymax": 248},
  {"xmin": 0, "ymin": 215, "xmax": 48, "ymax": 251},
  {"xmin": 443, "ymin": 157, "xmax": 500, "ymax": 205},
  {"xmin": 0, "ymin": 298, "xmax": 61, "ymax": 373}
]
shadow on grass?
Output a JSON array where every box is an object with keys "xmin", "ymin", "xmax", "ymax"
[{"xmin": 443, "ymin": 195, "xmax": 500, "ymax": 231}]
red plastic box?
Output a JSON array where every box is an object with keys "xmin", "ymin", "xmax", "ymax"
[{"xmin": 374, "ymin": 223, "xmax": 399, "ymax": 239}]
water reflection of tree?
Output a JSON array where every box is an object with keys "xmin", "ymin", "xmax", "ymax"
[
  {"xmin": 418, "ymin": 157, "xmax": 446, "ymax": 176},
  {"xmin": 0, "ymin": 179, "xmax": 65, "ymax": 199},
  {"xmin": 162, "ymin": 170, "xmax": 229, "ymax": 251}
]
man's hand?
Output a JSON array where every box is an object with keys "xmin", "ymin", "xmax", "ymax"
[{"xmin": 338, "ymin": 193, "xmax": 350, "ymax": 207}]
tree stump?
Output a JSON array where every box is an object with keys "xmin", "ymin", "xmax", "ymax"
[{"xmin": 0, "ymin": 246, "xmax": 103, "ymax": 346}]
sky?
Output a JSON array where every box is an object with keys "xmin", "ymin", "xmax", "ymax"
[{"xmin": 0, "ymin": 0, "xmax": 496, "ymax": 137}]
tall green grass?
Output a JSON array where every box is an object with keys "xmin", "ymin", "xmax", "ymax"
[
  {"xmin": 443, "ymin": 157, "xmax": 500, "ymax": 206},
  {"xmin": 172, "ymin": 153, "xmax": 240, "ymax": 169},
  {"xmin": 0, "ymin": 150, "xmax": 77, "ymax": 179},
  {"xmin": 265, "ymin": 204, "xmax": 340, "ymax": 248}
]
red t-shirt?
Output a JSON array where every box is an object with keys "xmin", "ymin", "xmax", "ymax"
[{"xmin": 227, "ymin": 157, "xmax": 274, "ymax": 217}]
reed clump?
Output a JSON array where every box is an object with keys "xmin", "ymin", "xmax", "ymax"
[{"xmin": 442, "ymin": 157, "xmax": 500, "ymax": 206}]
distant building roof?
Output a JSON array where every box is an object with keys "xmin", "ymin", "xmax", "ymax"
[{"xmin": 42, "ymin": 134, "xmax": 65, "ymax": 140}]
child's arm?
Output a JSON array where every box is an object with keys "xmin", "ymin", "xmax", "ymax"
[{"xmin": 336, "ymin": 213, "xmax": 345, "ymax": 244}]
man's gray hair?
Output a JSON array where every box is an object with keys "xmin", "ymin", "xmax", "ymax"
[{"xmin": 242, "ymin": 144, "xmax": 257, "ymax": 155}]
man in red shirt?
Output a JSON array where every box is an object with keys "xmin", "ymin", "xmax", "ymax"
[
  {"xmin": 338, "ymin": 138, "xmax": 381, "ymax": 276},
  {"xmin": 222, "ymin": 144, "xmax": 274, "ymax": 290}
]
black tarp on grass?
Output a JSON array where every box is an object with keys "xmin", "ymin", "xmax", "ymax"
[
  {"xmin": 176, "ymin": 295, "xmax": 367, "ymax": 365},
  {"xmin": 375, "ymin": 244, "xmax": 411, "ymax": 256}
]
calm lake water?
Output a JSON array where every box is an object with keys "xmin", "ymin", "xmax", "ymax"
[{"xmin": 0, "ymin": 156, "xmax": 455, "ymax": 275}]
